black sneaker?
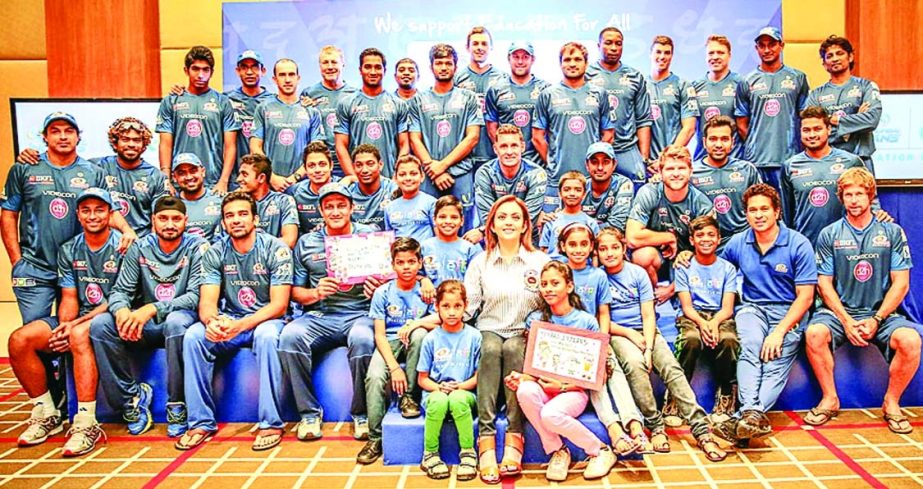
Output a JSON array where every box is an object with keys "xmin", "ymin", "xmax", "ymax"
[
  {"xmin": 399, "ymin": 395, "xmax": 421, "ymax": 419},
  {"xmin": 357, "ymin": 439, "xmax": 382, "ymax": 464}
]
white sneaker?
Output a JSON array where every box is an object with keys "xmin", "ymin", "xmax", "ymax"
[
  {"xmin": 18, "ymin": 405, "xmax": 63, "ymax": 447},
  {"xmin": 296, "ymin": 416, "xmax": 322, "ymax": 441},
  {"xmin": 62, "ymin": 415, "xmax": 106, "ymax": 457},
  {"xmin": 584, "ymin": 446, "xmax": 616, "ymax": 479},
  {"xmin": 546, "ymin": 446, "xmax": 571, "ymax": 482},
  {"xmin": 353, "ymin": 416, "xmax": 369, "ymax": 440}
]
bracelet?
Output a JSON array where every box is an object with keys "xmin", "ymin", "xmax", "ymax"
[{"xmin": 389, "ymin": 366, "xmax": 402, "ymax": 373}]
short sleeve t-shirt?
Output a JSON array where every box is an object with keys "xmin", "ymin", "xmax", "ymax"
[
  {"xmin": 582, "ymin": 175, "xmax": 634, "ymax": 232},
  {"xmin": 692, "ymin": 72, "xmax": 742, "ymax": 160},
  {"xmin": 585, "ymin": 62, "xmax": 652, "ymax": 151},
  {"xmin": 691, "ymin": 158, "xmax": 761, "ymax": 243},
  {"xmin": 252, "ymin": 96, "xmax": 325, "ymax": 178},
  {"xmin": 181, "ymin": 191, "xmax": 223, "ymax": 242},
  {"xmin": 417, "ymin": 325, "xmax": 482, "ymax": 398},
  {"xmin": 646, "ymin": 73, "xmax": 699, "ymax": 160},
  {"xmin": 571, "ymin": 265, "xmax": 612, "ymax": 317},
  {"xmin": 673, "ymin": 256, "xmax": 737, "ymax": 311},
  {"xmin": 734, "ymin": 66, "xmax": 809, "ymax": 168},
  {"xmin": 335, "ymin": 90, "xmax": 409, "ymax": 177},
  {"xmin": 202, "ymin": 232, "xmax": 293, "ymax": 317},
  {"xmin": 292, "ymin": 223, "xmax": 375, "ymax": 313},
  {"xmin": 57, "ymin": 231, "xmax": 123, "ymax": 315},
  {"xmin": 369, "ymin": 280, "xmax": 435, "ymax": 339},
  {"xmin": 484, "ymin": 75, "xmax": 550, "ymax": 163},
  {"xmin": 384, "ymin": 192, "xmax": 436, "ymax": 242},
  {"xmin": 408, "ymin": 87, "xmax": 484, "ymax": 178},
  {"xmin": 606, "ymin": 262, "xmax": 654, "ymax": 330},
  {"xmin": 96, "ymin": 156, "xmax": 168, "ymax": 237},
  {"xmin": 454, "ymin": 65, "xmax": 508, "ymax": 162},
  {"xmin": 300, "ymin": 82, "xmax": 359, "ymax": 173},
  {"xmin": 420, "ymin": 237, "xmax": 482, "ymax": 286},
  {"xmin": 628, "ymin": 182, "xmax": 715, "ymax": 253}
]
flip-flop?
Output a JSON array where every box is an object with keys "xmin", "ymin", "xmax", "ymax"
[
  {"xmin": 803, "ymin": 407, "xmax": 839, "ymax": 426},
  {"xmin": 252, "ymin": 429, "xmax": 283, "ymax": 451},
  {"xmin": 174, "ymin": 428, "xmax": 213, "ymax": 451},
  {"xmin": 884, "ymin": 413, "xmax": 913, "ymax": 434}
]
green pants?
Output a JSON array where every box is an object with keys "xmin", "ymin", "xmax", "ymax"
[{"xmin": 423, "ymin": 390, "xmax": 476, "ymax": 452}]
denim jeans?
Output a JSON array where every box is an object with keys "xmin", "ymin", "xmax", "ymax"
[
  {"xmin": 477, "ymin": 331, "xmax": 525, "ymax": 435},
  {"xmin": 366, "ymin": 329, "xmax": 427, "ymax": 441}
]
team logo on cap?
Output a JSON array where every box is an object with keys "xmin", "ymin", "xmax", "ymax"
[
  {"xmin": 49, "ymin": 198, "xmax": 69, "ymax": 219},
  {"xmin": 704, "ymin": 106, "xmax": 720, "ymax": 120},
  {"xmin": 809, "ymin": 187, "xmax": 829, "ymax": 207},
  {"xmin": 278, "ymin": 128, "xmax": 295, "ymax": 146},
  {"xmin": 714, "ymin": 194, "xmax": 732, "ymax": 214},
  {"xmin": 186, "ymin": 119, "xmax": 203, "ymax": 137},
  {"xmin": 238, "ymin": 286, "xmax": 257, "ymax": 308},
  {"xmin": 436, "ymin": 120, "xmax": 452, "ymax": 138},
  {"xmin": 567, "ymin": 116, "xmax": 586, "ymax": 135},
  {"xmin": 764, "ymin": 99, "xmax": 781, "ymax": 117},
  {"xmin": 86, "ymin": 283, "xmax": 104, "ymax": 305},
  {"xmin": 853, "ymin": 260, "xmax": 873, "ymax": 282},
  {"xmin": 366, "ymin": 122, "xmax": 383, "ymax": 140},
  {"xmin": 513, "ymin": 110, "xmax": 530, "ymax": 127},
  {"xmin": 155, "ymin": 283, "xmax": 176, "ymax": 301}
]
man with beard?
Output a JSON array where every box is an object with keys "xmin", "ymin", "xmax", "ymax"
[
  {"xmin": 484, "ymin": 41, "xmax": 549, "ymax": 165},
  {"xmin": 693, "ymin": 36, "xmax": 743, "ymax": 161},
  {"xmin": 583, "ymin": 141, "xmax": 635, "ymax": 232},
  {"xmin": 408, "ymin": 43, "xmax": 482, "ymax": 232},
  {"xmin": 534, "ymin": 42, "xmax": 614, "ymax": 213},
  {"xmin": 646, "ymin": 36, "xmax": 699, "ymax": 161},
  {"xmin": 178, "ymin": 192, "xmax": 292, "ymax": 451},
  {"xmin": 173, "ymin": 153, "xmax": 222, "ymax": 241},
  {"xmin": 586, "ymin": 27, "xmax": 652, "ymax": 186},
  {"xmin": 235, "ymin": 154, "xmax": 299, "ymax": 248},
  {"xmin": 336, "ymin": 48, "xmax": 410, "ymax": 178},
  {"xmin": 394, "ymin": 58, "xmax": 420, "ymax": 101},
  {"xmin": 90, "ymin": 196, "xmax": 207, "ymax": 438},
  {"xmin": 347, "ymin": 144, "xmax": 398, "ymax": 231},
  {"xmin": 251, "ymin": 58, "xmax": 325, "ymax": 192},
  {"xmin": 454, "ymin": 26, "xmax": 507, "ymax": 172},
  {"xmin": 157, "ymin": 46, "xmax": 240, "ymax": 194},
  {"xmin": 807, "ymin": 36, "xmax": 882, "ymax": 174},
  {"xmin": 10, "ymin": 188, "xmax": 120, "ymax": 455},
  {"xmin": 301, "ymin": 46, "xmax": 358, "ymax": 177}
]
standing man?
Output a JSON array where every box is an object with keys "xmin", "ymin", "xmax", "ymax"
[
  {"xmin": 583, "ymin": 141, "xmax": 635, "ymax": 232},
  {"xmin": 586, "ymin": 27, "xmax": 652, "ymax": 185},
  {"xmin": 455, "ymin": 26, "xmax": 507, "ymax": 172},
  {"xmin": 172, "ymin": 153, "xmax": 223, "ymax": 241},
  {"xmin": 735, "ymin": 27, "xmax": 809, "ymax": 191},
  {"xmin": 157, "ymin": 46, "xmax": 240, "ymax": 194},
  {"xmin": 807, "ymin": 35, "xmax": 882, "ymax": 175},
  {"xmin": 235, "ymin": 154, "xmax": 299, "ymax": 248},
  {"xmin": 394, "ymin": 58, "xmax": 420, "ymax": 101},
  {"xmin": 408, "ymin": 43, "xmax": 482, "ymax": 231},
  {"xmin": 347, "ymin": 144, "xmax": 398, "ymax": 231},
  {"xmin": 301, "ymin": 45, "xmax": 358, "ymax": 177},
  {"xmin": 533, "ymin": 42, "xmax": 614, "ymax": 212},
  {"xmin": 91, "ymin": 196, "xmax": 207, "ymax": 438},
  {"xmin": 251, "ymin": 59, "xmax": 325, "ymax": 192},
  {"xmin": 693, "ymin": 35, "xmax": 742, "ymax": 161},
  {"xmin": 804, "ymin": 168, "xmax": 921, "ymax": 433},
  {"xmin": 225, "ymin": 50, "xmax": 274, "ymax": 187},
  {"xmin": 646, "ymin": 35, "xmax": 699, "ymax": 161},
  {"xmin": 178, "ymin": 192, "xmax": 292, "ymax": 451},
  {"xmin": 336, "ymin": 48, "xmax": 410, "ymax": 178},
  {"xmin": 485, "ymin": 41, "xmax": 549, "ymax": 165}
]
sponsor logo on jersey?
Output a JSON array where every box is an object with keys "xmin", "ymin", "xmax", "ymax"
[
  {"xmin": 325, "ymin": 113, "xmax": 337, "ymax": 128},
  {"xmin": 853, "ymin": 260, "xmax": 873, "ymax": 282},
  {"xmin": 791, "ymin": 168, "xmax": 813, "ymax": 179},
  {"xmin": 436, "ymin": 120, "xmax": 452, "ymax": 137},
  {"xmin": 774, "ymin": 263, "xmax": 788, "ymax": 274},
  {"xmin": 781, "ymin": 78, "xmax": 796, "ymax": 90},
  {"xmin": 238, "ymin": 286, "xmax": 258, "ymax": 308},
  {"xmin": 567, "ymin": 116, "xmax": 587, "ymax": 135},
  {"xmin": 155, "ymin": 283, "xmax": 176, "ymax": 301},
  {"xmin": 833, "ymin": 239, "xmax": 857, "ymax": 250},
  {"xmin": 224, "ymin": 264, "xmax": 238, "ymax": 274},
  {"xmin": 650, "ymin": 104, "xmax": 662, "ymax": 121},
  {"xmin": 49, "ymin": 198, "xmax": 69, "ymax": 219},
  {"xmin": 713, "ymin": 194, "xmax": 732, "ymax": 214},
  {"xmin": 366, "ymin": 122, "xmax": 383, "ymax": 140},
  {"xmin": 278, "ymin": 128, "xmax": 296, "ymax": 146},
  {"xmin": 186, "ymin": 119, "xmax": 203, "ymax": 137},
  {"xmin": 703, "ymin": 106, "xmax": 720, "ymax": 120},
  {"xmin": 513, "ymin": 109, "xmax": 530, "ymax": 127},
  {"xmin": 28, "ymin": 175, "xmax": 54, "ymax": 185},
  {"xmin": 817, "ymin": 94, "xmax": 835, "ymax": 103},
  {"xmin": 85, "ymin": 283, "xmax": 104, "ymax": 305},
  {"xmin": 763, "ymin": 99, "xmax": 781, "ymax": 117},
  {"xmin": 751, "ymin": 81, "xmax": 768, "ymax": 91},
  {"xmin": 679, "ymin": 214, "xmax": 690, "ymax": 225},
  {"xmin": 809, "ymin": 187, "xmax": 829, "ymax": 207},
  {"xmin": 173, "ymin": 102, "xmax": 190, "ymax": 111},
  {"xmin": 115, "ymin": 196, "xmax": 130, "ymax": 216}
]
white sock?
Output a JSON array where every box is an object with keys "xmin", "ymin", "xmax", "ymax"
[
  {"xmin": 76, "ymin": 401, "xmax": 97, "ymax": 421},
  {"xmin": 30, "ymin": 391, "xmax": 59, "ymax": 418}
]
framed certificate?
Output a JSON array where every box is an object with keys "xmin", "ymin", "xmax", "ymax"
[
  {"xmin": 324, "ymin": 231, "xmax": 396, "ymax": 285},
  {"xmin": 523, "ymin": 321, "xmax": 609, "ymax": 391}
]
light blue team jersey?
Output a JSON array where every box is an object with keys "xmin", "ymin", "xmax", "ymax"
[
  {"xmin": 57, "ymin": 231, "xmax": 123, "ymax": 316},
  {"xmin": 407, "ymin": 87, "xmax": 484, "ymax": 185},
  {"xmin": 300, "ymin": 82, "xmax": 359, "ymax": 174},
  {"xmin": 384, "ymin": 192, "xmax": 436, "ymax": 242},
  {"xmin": 108, "ymin": 233, "xmax": 208, "ymax": 322},
  {"xmin": 628, "ymin": 182, "xmax": 715, "ymax": 254},
  {"xmin": 691, "ymin": 157, "xmax": 762, "ymax": 244},
  {"xmin": 816, "ymin": 217, "xmax": 911, "ymax": 316},
  {"xmin": 781, "ymin": 148, "xmax": 866, "ymax": 242},
  {"xmin": 673, "ymin": 256, "xmax": 737, "ymax": 312},
  {"xmin": 336, "ymin": 90, "xmax": 409, "ymax": 178},
  {"xmin": 255, "ymin": 191, "xmax": 298, "ymax": 239},
  {"xmin": 539, "ymin": 212, "xmax": 601, "ymax": 256},
  {"xmin": 226, "ymin": 86, "xmax": 275, "ymax": 183},
  {"xmin": 585, "ymin": 62, "xmax": 652, "ymax": 152},
  {"xmin": 474, "ymin": 158, "xmax": 547, "ymax": 229},
  {"xmin": 202, "ymin": 232, "xmax": 293, "ymax": 318},
  {"xmin": 646, "ymin": 73, "xmax": 699, "ymax": 160},
  {"xmin": 454, "ymin": 65, "xmax": 508, "ymax": 162},
  {"xmin": 293, "ymin": 222, "xmax": 375, "ymax": 314},
  {"xmin": 605, "ymin": 262, "xmax": 654, "ymax": 330},
  {"xmin": 484, "ymin": 75, "xmax": 550, "ymax": 163},
  {"xmin": 1, "ymin": 154, "xmax": 108, "ymax": 273},
  {"xmin": 583, "ymin": 175, "xmax": 634, "ymax": 232},
  {"xmin": 417, "ymin": 325, "xmax": 482, "ymax": 397},
  {"xmin": 180, "ymin": 191, "xmax": 223, "ymax": 242},
  {"xmin": 420, "ymin": 236, "xmax": 482, "ymax": 286},
  {"xmin": 720, "ymin": 225, "xmax": 817, "ymax": 305},
  {"xmin": 288, "ymin": 176, "xmax": 340, "ymax": 234},
  {"xmin": 807, "ymin": 77, "xmax": 881, "ymax": 160},
  {"xmin": 526, "ymin": 308, "xmax": 599, "ymax": 332},
  {"xmin": 692, "ymin": 72, "xmax": 743, "ymax": 160},
  {"xmin": 571, "ymin": 265, "xmax": 612, "ymax": 317},
  {"xmin": 348, "ymin": 179, "xmax": 398, "ymax": 231},
  {"xmin": 735, "ymin": 66, "xmax": 809, "ymax": 168},
  {"xmin": 369, "ymin": 280, "xmax": 435, "ymax": 339},
  {"xmin": 156, "ymin": 89, "xmax": 240, "ymax": 187},
  {"xmin": 252, "ymin": 96, "xmax": 325, "ymax": 178},
  {"xmin": 533, "ymin": 82, "xmax": 613, "ymax": 185},
  {"xmin": 95, "ymin": 156, "xmax": 168, "ymax": 237}
]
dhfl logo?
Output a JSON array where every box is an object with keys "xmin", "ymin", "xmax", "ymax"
[
  {"xmin": 49, "ymin": 198, "xmax": 69, "ymax": 219},
  {"xmin": 853, "ymin": 260, "xmax": 873, "ymax": 282}
]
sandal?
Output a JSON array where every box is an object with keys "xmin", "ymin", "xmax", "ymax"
[
  {"xmin": 803, "ymin": 407, "xmax": 839, "ymax": 426},
  {"xmin": 884, "ymin": 413, "xmax": 913, "ymax": 434},
  {"xmin": 457, "ymin": 448, "xmax": 478, "ymax": 481},
  {"xmin": 175, "ymin": 428, "xmax": 213, "ymax": 451},
  {"xmin": 420, "ymin": 451, "xmax": 450, "ymax": 480},
  {"xmin": 252, "ymin": 428, "xmax": 283, "ymax": 451},
  {"xmin": 498, "ymin": 432, "xmax": 524, "ymax": 477},
  {"xmin": 478, "ymin": 436, "xmax": 500, "ymax": 485},
  {"xmin": 650, "ymin": 430, "xmax": 671, "ymax": 453},
  {"xmin": 696, "ymin": 434, "xmax": 727, "ymax": 462},
  {"xmin": 612, "ymin": 433, "xmax": 642, "ymax": 456},
  {"xmin": 631, "ymin": 430, "xmax": 653, "ymax": 454}
]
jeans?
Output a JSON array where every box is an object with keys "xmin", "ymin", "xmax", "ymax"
[
  {"xmin": 423, "ymin": 390, "xmax": 476, "ymax": 452},
  {"xmin": 366, "ymin": 329, "xmax": 427, "ymax": 441},
  {"xmin": 735, "ymin": 304, "xmax": 806, "ymax": 413},
  {"xmin": 589, "ymin": 346, "xmax": 643, "ymax": 427},
  {"xmin": 674, "ymin": 311, "xmax": 739, "ymax": 395},
  {"xmin": 477, "ymin": 331, "xmax": 526, "ymax": 435},
  {"xmin": 518, "ymin": 382, "xmax": 602, "ymax": 456}
]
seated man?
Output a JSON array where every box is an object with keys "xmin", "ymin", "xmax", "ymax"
[
  {"xmin": 805, "ymin": 168, "xmax": 922, "ymax": 433},
  {"xmin": 234, "ymin": 153, "xmax": 299, "ymax": 247},
  {"xmin": 177, "ymin": 191, "xmax": 292, "ymax": 451},
  {"xmin": 91, "ymin": 196, "xmax": 208, "ymax": 438},
  {"xmin": 583, "ymin": 141, "xmax": 634, "ymax": 233}
]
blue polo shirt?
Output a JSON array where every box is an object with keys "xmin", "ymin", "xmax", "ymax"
[{"xmin": 720, "ymin": 225, "xmax": 817, "ymax": 305}]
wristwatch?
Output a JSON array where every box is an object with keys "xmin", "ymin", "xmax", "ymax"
[{"xmin": 873, "ymin": 314, "xmax": 884, "ymax": 324}]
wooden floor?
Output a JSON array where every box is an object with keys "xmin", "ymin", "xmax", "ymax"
[{"xmin": 0, "ymin": 367, "xmax": 921, "ymax": 488}]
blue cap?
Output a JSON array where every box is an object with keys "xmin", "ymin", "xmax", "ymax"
[
  {"xmin": 755, "ymin": 26, "xmax": 783, "ymax": 42},
  {"xmin": 172, "ymin": 152, "xmax": 204, "ymax": 170},
  {"xmin": 76, "ymin": 187, "xmax": 113, "ymax": 208},
  {"xmin": 508, "ymin": 41, "xmax": 534, "ymax": 56},
  {"xmin": 318, "ymin": 182, "xmax": 353, "ymax": 204},
  {"xmin": 237, "ymin": 50, "xmax": 264, "ymax": 65},
  {"xmin": 585, "ymin": 141, "xmax": 616, "ymax": 160},
  {"xmin": 42, "ymin": 112, "xmax": 79, "ymax": 132}
]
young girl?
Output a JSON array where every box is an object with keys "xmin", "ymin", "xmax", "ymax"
[
  {"xmin": 596, "ymin": 228, "xmax": 727, "ymax": 462},
  {"xmin": 421, "ymin": 196, "xmax": 482, "ymax": 286},
  {"xmin": 558, "ymin": 224, "xmax": 645, "ymax": 456},
  {"xmin": 385, "ymin": 155, "xmax": 436, "ymax": 242},
  {"xmin": 417, "ymin": 280, "xmax": 481, "ymax": 481},
  {"xmin": 505, "ymin": 262, "xmax": 616, "ymax": 481}
]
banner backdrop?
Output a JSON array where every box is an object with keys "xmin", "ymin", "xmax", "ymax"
[{"xmin": 222, "ymin": 0, "xmax": 781, "ymax": 90}]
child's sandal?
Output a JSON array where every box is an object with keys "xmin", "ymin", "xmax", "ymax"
[
  {"xmin": 420, "ymin": 451, "xmax": 450, "ymax": 479},
  {"xmin": 457, "ymin": 448, "xmax": 478, "ymax": 481}
]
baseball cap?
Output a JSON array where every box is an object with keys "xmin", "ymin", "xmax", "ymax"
[
  {"xmin": 172, "ymin": 152, "xmax": 204, "ymax": 170},
  {"xmin": 318, "ymin": 182, "xmax": 353, "ymax": 204},
  {"xmin": 237, "ymin": 50, "xmax": 263, "ymax": 65},
  {"xmin": 508, "ymin": 41, "xmax": 534, "ymax": 56},
  {"xmin": 754, "ymin": 26, "xmax": 783, "ymax": 42},
  {"xmin": 42, "ymin": 112, "xmax": 79, "ymax": 133},
  {"xmin": 154, "ymin": 195, "xmax": 187, "ymax": 215},
  {"xmin": 76, "ymin": 187, "xmax": 113, "ymax": 208},
  {"xmin": 585, "ymin": 141, "xmax": 616, "ymax": 160}
]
